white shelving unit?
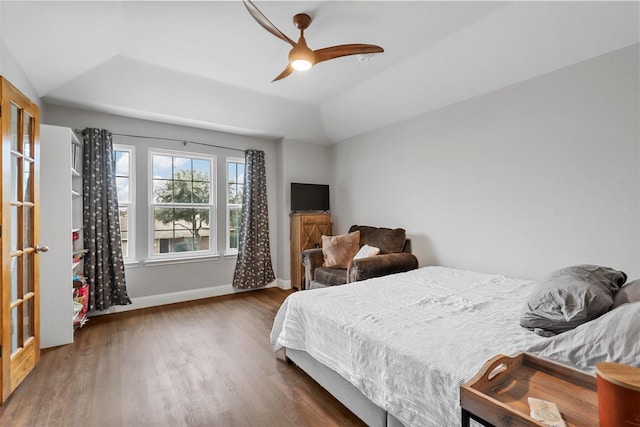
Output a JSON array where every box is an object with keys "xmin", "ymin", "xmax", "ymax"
[{"xmin": 40, "ymin": 125, "xmax": 84, "ymax": 348}]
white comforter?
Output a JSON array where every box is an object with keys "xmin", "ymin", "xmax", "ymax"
[{"xmin": 270, "ymin": 266, "xmax": 550, "ymax": 427}]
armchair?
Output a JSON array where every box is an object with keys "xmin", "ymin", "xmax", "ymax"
[{"xmin": 301, "ymin": 225, "xmax": 418, "ymax": 290}]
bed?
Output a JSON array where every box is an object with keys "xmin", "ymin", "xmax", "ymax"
[{"xmin": 270, "ymin": 266, "xmax": 640, "ymax": 427}]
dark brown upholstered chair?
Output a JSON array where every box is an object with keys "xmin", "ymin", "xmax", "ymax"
[{"xmin": 301, "ymin": 225, "xmax": 418, "ymax": 290}]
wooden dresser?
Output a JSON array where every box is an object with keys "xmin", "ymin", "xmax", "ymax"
[{"xmin": 290, "ymin": 212, "xmax": 331, "ymax": 290}]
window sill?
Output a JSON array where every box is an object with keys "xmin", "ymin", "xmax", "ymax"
[
  {"xmin": 124, "ymin": 260, "xmax": 140, "ymax": 268},
  {"xmin": 224, "ymin": 252, "xmax": 238, "ymax": 259},
  {"xmin": 143, "ymin": 254, "xmax": 220, "ymax": 267}
]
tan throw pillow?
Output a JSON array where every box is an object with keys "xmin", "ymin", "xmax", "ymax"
[{"xmin": 322, "ymin": 231, "xmax": 360, "ymax": 269}]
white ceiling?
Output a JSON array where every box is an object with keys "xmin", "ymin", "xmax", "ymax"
[{"xmin": 1, "ymin": 1, "xmax": 638, "ymax": 144}]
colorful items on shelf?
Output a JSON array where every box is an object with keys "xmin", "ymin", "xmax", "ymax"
[
  {"xmin": 73, "ymin": 249, "xmax": 88, "ymax": 263},
  {"xmin": 73, "ymin": 275, "xmax": 89, "ymax": 327}
]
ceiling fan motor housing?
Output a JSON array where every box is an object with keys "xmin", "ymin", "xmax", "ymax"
[
  {"xmin": 293, "ymin": 13, "xmax": 312, "ymax": 30},
  {"xmin": 289, "ymin": 36, "xmax": 315, "ymax": 66}
]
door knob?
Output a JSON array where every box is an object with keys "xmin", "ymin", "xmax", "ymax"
[{"xmin": 35, "ymin": 244, "xmax": 50, "ymax": 253}]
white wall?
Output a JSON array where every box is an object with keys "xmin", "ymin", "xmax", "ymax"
[
  {"xmin": 275, "ymin": 139, "xmax": 332, "ymax": 282},
  {"xmin": 42, "ymin": 104, "xmax": 281, "ymax": 303},
  {"xmin": 331, "ymin": 45, "xmax": 640, "ymax": 280},
  {"xmin": 0, "ymin": 39, "xmax": 40, "ymax": 106}
]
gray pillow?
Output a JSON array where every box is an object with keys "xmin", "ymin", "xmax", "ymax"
[
  {"xmin": 529, "ymin": 300, "xmax": 640, "ymax": 374},
  {"xmin": 613, "ymin": 279, "xmax": 640, "ymax": 308},
  {"xmin": 520, "ymin": 265, "xmax": 627, "ymax": 336}
]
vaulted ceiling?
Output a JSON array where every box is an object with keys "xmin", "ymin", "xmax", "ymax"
[{"xmin": 1, "ymin": 1, "xmax": 638, "ymax": 144}]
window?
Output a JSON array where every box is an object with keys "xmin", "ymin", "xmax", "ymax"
[
  {"xmin": 113, "ymin": 145, "xmax": 135, "ymax": 261},
  {"xmin": 226, "ymin": 158, "xmax": 245, "ymax": 253},
  {"xmin": 149, "ymin": 149, "xmax": 216, "ymax": 258}
]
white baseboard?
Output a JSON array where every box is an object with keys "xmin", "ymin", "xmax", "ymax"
[
  {"xmin": 89, "ymin": 279, "xmax": 281, "ymax": 317},
  {"xmin": 277, "ymin": 278, "xmax": 291, "ymax": 290}
]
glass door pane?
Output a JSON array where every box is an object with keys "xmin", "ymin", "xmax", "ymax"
[
  {"xmin": 10, "ymin": 308, "xmax": 18, "ymax": 354},
  {"xmin": 9, "ymin": 206, "xmax": 18, "ymax": 252},
  {"xmin": 23, "ymin": 299, "xmax": 33, "ymax": 341},
  {"xmin": 10, "ymin": 155, "xmax": 19, "ymax": 201},
  {"xmin": 10, "ymin": 103, "xmax": 18, "ymax": 151},
  {"xmin": 23, "ymin": 159, "xmax": 33, "ymax": 202},
  {"xmin": 23, "ymin": 113, "xmax": 32, "ymax": 158},
  {"xmin": 10, "ymin": 258, "xmax": 18, "ymax": 305},
  {"xmin": 23, "ymin": 252, "xmax": 33, "ymax": 294}
]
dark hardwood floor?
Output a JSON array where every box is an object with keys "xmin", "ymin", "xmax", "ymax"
[{"xmin": 0, "ymin": 288, "xmax": 366, "ymax": 427}]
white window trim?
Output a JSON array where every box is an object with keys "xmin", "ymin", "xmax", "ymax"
[
  {"xmin": 113, "ymin": 144, "xmax": 136, "ymax": 264},
  {"xmin": 143, "ymin": 253, "xmax": 221, "ymax": 267},
  {"xmin": 226, "ymin": 157, "xmax": 245, "ymax": 256},
  {"xmin": 147, "ymin": 148, "xmax": 217, "ymax": 261}
]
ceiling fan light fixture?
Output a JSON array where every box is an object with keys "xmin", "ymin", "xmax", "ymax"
[
  {"xmin": 289, "ymin": 43, "xmax": 315, "ymax": 71},
  {"xmin": 291, "ymin": 58, "xmax": 312, "ymax": 71}
]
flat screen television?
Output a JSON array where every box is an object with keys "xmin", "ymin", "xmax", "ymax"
[{"xmin": 291, "ymin": 183, "xmax": 330, "ymax": 212}]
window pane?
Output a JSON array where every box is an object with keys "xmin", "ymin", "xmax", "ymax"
[
  {"xmin": 237, "ymin": 164, "xmax": 245, "ymax": 184},
  {"xmin": 115, "ymin": 151, "xmax": 129, "ymax": 176},
  {"xmin": 193, "ymin": 208, "xmax": 210, "ymax": 251},
  {"xmin": 152, "ymin": 155, "xmax": 172, "ymax": 179},
  {"xmin": 229, "ymin": 207, "xmax": 241, "ymax": 250},
  {"xmin": 154, "ymin": 207, "xmax": 175, "ymax": 230},
  {"xmin": 174, "ymin": 237, "xmax": 194, "ymax": 253},
  {"xmin": 193, "ymin": 159, "xmax": 210, "ymax": 181},
  {"xmin": 116, "ymin": 177, "xmax": 130, "ymax": 203},
  {"xmin": 173, "ymin": 208, "xmax": 196, "ymax": 239},
  {"xmin": 227, "ymin": 162, "xmax": 236, "ymax": 183},
  {"xmin": 155, "ymin": 169, "xmax": 209, "ymax": 204},
  {"xmin": 172, "ymin": 181, "xmax": 193, "ymax": 203},
  {"xmin": 228, "ymin": 183, "xmax": 243, "ymax": 204},
  {"xmin": 226, "ymin": 161, "xmax": 244, "ymax": 252},
  {"xmin": 114, "ymin": 145, "xmax": 134, "ymax": 261},
  {"xmin": 193, "ymin": 182, "xmax": 210, "ymax": 204},
  {"xmin": 153, "ymin": 179, "xmax": 172, "ymax": 203},
  {"xmin": 153, "ymin": 207, "xmax": 210, "ymax": 254},
  {"xmin": 228, "ymin": 184, "xmax": 236, "ymax": 203},
  {"xmin": 119, "ymin": 208, "xmax": 128, "ymax": 258},
  {"xmin": 173, "ymin": 157, "xmax": 192, "ymax": 179},
  {"xmin": 154, "ymin": 207, "xmax": 175, "ymax": 254},
  {"xmin": 236, "ymin": 185, "xmax": 244, "ymax": 203}
]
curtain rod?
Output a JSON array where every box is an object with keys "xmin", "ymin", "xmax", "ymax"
[{"xmin": 74, "ymin": 129, "xmax": 247, "ymax": 153}]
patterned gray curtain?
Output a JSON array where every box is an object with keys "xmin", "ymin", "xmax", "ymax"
[
  {"xmin": 233, "ymin": 150, "xmax": 275, "ymax": 289},
  {"xmin": 82, "ymin": 128, "xmax": 131, "ymax": 310}
]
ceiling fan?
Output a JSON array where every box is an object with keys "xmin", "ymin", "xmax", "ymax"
[{"xmin": 243, "ymin": 0, "xmax": 384, "ymax": 82}]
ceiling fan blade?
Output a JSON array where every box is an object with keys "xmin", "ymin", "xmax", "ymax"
[
  {"xmin": 313, "ymin": 44, "xmax": 384, "ymax": 65},
  {"xmin": 272, "ymin": 64, "xmax": 295, "ymax": 82},
  {"xmin": 243, "ymin": 0, "xmax": 296, "ymax": 47}
]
